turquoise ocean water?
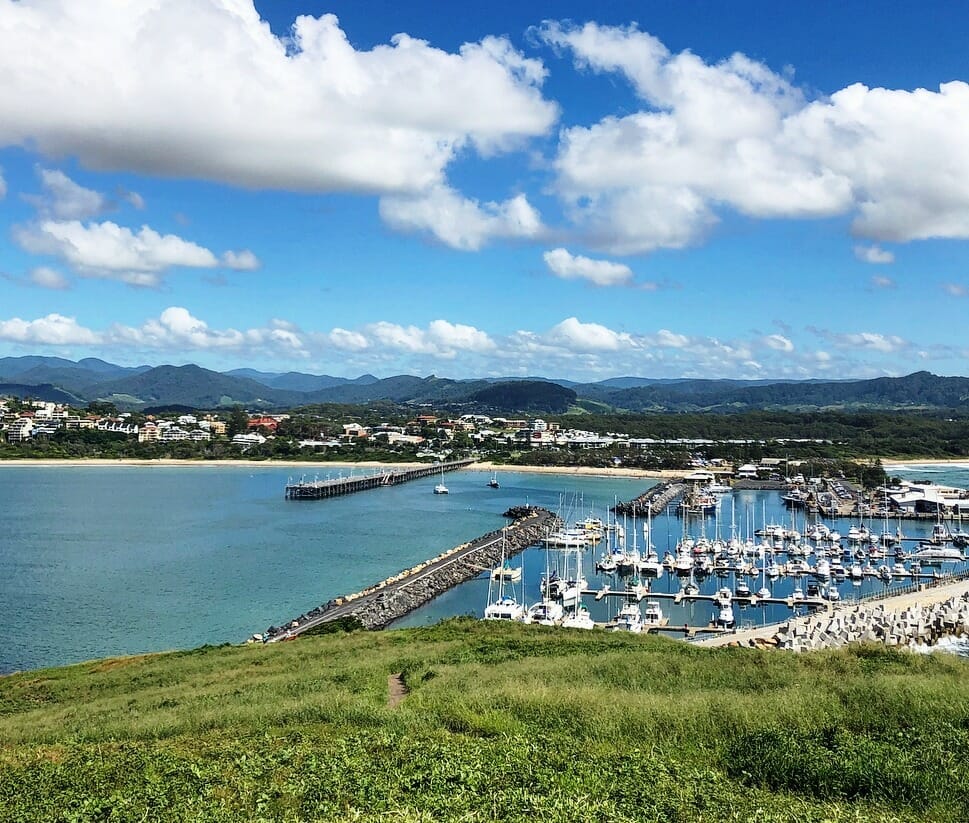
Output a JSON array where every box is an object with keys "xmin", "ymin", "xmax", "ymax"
[
  {"xmin": 0, "ymin": 466, "xmax": 643, "ymax": 672},
  {"xmin": 2, "ymin": 462, "xmax": 968, "ymax": 673}
]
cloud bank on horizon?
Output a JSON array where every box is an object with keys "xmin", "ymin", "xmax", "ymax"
[{"xmin": 0, "ymin": 1, "xmax": 967, "ymax": 380}]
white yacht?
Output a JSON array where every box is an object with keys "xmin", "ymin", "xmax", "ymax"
[
  {"xmin": 483, "ymin": 596, "xmax": 525, "ymax": 621},
  {"xmin": 433, "ymin": 467, "xmax": 448, "ymax": 494},
  {"xmin": 561, "ymin": 604, "xmax": 595, "ymax": 630},
  {"xmin": 524, "ymin": 600, "xmax": 564, "ymax": 626},
  {"xmin": 715, "ymin": 603, "xmax": 735, "ymax": 628},
  {"xmin": 483, "ymin": 531, "xmax": 524, "ymax": 621},
  {"xmin": 642, "ymin": 600, "xmax": 665, "ymax": 625},
  {"xmin": 913, "ymin": 545, "xmax": 964, "ymax": 561},
  {"xmin": 611, "ymin": 603, "xmax": 644, "ymax": 633}
]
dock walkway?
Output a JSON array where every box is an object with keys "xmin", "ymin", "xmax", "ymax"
[{"xmin": 284, "ymin": 459, "xmax": 474, "ymax": 500}]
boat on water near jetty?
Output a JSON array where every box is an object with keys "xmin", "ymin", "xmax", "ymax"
[
  {"xmin": 561, "ymin": 604, "xmax": 595, "ymax": 630},
  {"xmin": 524, "ymin": 599, "xmax": 564, "ymax": 626},
  {"xmin": 433, "ymin": 468, "xmax": 449, "ymax": 494},
  {"xmin": 643, "ymin": 600, "xmax": 665, "ymax": 626},
  {"xmin": 491, "ymin": 562, "xmax": 522, "ymax": 582},
  {"xmin": 913, "ymin": 545, "xmax": 965, "ymax": 561},
  {"xmin": 611, "ymin": 602, "xmax": 644, "ymax": 633},
  {"xmin": 487, "ymin": 472, "xmax": 500, "ymax": 489},
  {"xmin": 483, "ymin": 596, "xmax": 525, "ymax": 621}
]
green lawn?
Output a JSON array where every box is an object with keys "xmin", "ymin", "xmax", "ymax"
[{"xmin": 1, "ymin": 620, "xmax": 967, "ymax": 821}]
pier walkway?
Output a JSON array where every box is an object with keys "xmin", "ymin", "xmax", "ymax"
[{"xmin": 284, "ymin": 459, "xmax": 474, "ymax": 500}]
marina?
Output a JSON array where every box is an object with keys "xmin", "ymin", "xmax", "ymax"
[{"xmin": 5, "ymin": 461, "xmax": 969, "ymax": 673}]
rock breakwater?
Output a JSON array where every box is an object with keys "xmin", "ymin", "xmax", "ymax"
[
  {"xmin": 731, "ymin": 590, "xmax": 969, "ymax": 652},
  {"xmin": 257, "ymin": 506, "xmax": 559, "ymax": 641},
  {"xmin": 613, "ymin": 480, "xmax": 686, "ymax": 516}
]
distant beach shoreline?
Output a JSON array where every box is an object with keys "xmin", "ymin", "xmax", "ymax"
[
  {"xmin": 0, "ymin": 457, "xmax": 678, "ymax": 479},
  {"xmin": 879, "ymin": 458, "xmax": 969, "ymax": 469}
]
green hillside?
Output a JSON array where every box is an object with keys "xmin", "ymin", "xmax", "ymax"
[{"xmin": 1, "ymin": 620, "xmax": 967, "ymax": 821}]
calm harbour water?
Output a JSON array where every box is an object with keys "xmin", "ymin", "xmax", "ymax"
[
  {"xmin": 0, "ymin": 465, "xmax": 644, "ymax": 672},
  {"xmin": 2, "ymin": 462, "xmax": 968, "ymax": 673}
]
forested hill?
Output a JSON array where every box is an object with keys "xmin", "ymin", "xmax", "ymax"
[
  {"xmin": 2, "ymin": 355, "xmax": 968, "ymax": 412},
  {"xmin": 466, "ymin": 380, "xmax": 576, "ymax": 413}
]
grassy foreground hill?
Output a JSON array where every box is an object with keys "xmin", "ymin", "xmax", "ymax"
[{"xmin": 1, "ymin": 620, "xmax": 967, "ymax": 822}]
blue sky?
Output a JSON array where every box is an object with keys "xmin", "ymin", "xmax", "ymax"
[{"xmin": 1, "ymin": 0, "xmax": 969, "ymax": 381}]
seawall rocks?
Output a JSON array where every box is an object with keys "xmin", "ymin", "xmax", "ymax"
[
  {"xmin": 258, "ymin": 507, "xmax": 559, "ymax": 640},
  {"xmin": 733, "ymin": 591, "xmax": 969, "ymax": 652}
]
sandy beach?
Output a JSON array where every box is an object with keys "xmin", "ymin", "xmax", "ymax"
[
  {"xmin": 879, "ymin": 457, "xmax": 969, "ymax": 468},
  {"xmin": 0, "ymin": 457, "xmax": 679, "ymax": 479}
]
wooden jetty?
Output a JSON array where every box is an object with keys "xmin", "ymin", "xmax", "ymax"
[{"xmin": 284, "ymin": 458, "xmax": 474, "ymax": 500}]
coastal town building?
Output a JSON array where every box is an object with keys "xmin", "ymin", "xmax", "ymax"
[
  {"xmin": 232, "ymin": 432, "xmax": 267, "ymax": 447},
  {"xmin": 6, "ymin": 417, "xmax": 33, "ymax": 442},
  {"xmin": 139, "ymin": 422, "xmax": 160, "ymax": 442}
]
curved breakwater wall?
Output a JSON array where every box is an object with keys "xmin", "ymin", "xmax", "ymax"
[
  {"xmin": 259, "ymin": 506, "xmax": 559, "ymax": 640},
  {"xmin": 613, "ymin": 480, "xmax": 686, "ymax": 516}
]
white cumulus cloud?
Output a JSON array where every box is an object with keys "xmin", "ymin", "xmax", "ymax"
[
  {"xmin": 109, "ymin": 307, "xmax": 307, "ymax": 354},
  {"xmin": 536, "ymin": 21, "xmax": 969, "ymax": 253},
  {"xmin": 854, "ymin": 244, "xmax": 895, "ymax": 264},
  {"xmin": 362, "ymin": 319, "xmax": 495, "ymax": 358},
  {"xmin": 28, "ymin": 266, "xmax": 70, "ymax": 290},
  {"xmin": 542, "ymin": 248, "xmax": 633, "ymax": 286},
  {"xmin": 0, "ymin": 2, "xmax": 556, "ymax": 195},
  {"xmin": 834, "ymin": 331, "xmax": 909, "ymax": 353},
  {"xmin": 546, "ymin": 317, "xmax": 632, "ymax": 351},
  {"xmin": 763, "ymin": 334, "xmax": 795, "ymax": 352},
  {"xmin": 379, "ymin": 185, "xmax": 542, "ymax": 250},
  {"xmin": 24, "ymin": 168, "xmax": 107, "ymax": 220},
  {"xmin": 221, "ymin": 249, "xmax": 261, "ymax": 270},
  {"xmin": 0, "ymin": 313, "xmax": 100, "ymax": 345},
  {"xmin": 328, "ymin": 328, "xmax": 370, "ymax": 351},
  {"xmin": 14, "ymin": 219, "xmax": 253, "ymax": 286}
]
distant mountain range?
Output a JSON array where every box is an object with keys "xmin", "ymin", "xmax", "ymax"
[{"xmin": 1, "ymin": 356, "xmax": 967, "ymax": 414}]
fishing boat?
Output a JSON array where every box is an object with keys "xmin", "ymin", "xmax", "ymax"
[
  {"xmin": 487, "ymin": 471, "xmax": 499, "ymax": 489},
  {"xmin": 642, "ymin": 600, "xmax": 665, "ymax": 625},
  {"xmin": 611, "ymin": 602, "xmax": 644, "ymax": 633}
]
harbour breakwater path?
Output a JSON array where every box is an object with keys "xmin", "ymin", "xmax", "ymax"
[
  {"xmin": 284, "ymin": 459, "xmax": 474, "ymax": 500},
  {"xmin": 613, "ymin": 480, "xmax": 686, "ymax": 516},
  {"xmin": 257, "ymin": 505, "xmax": 559, "ymax": 641}
]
